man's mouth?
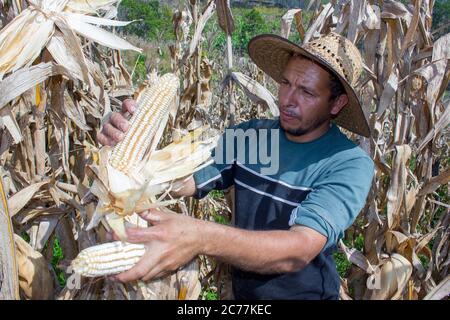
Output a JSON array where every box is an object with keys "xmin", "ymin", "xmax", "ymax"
[{"xmin": 280, "ymin": 109, "xmax": 298, "ymax": 122}]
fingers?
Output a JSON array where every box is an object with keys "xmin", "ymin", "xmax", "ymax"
[
  {"xmin": 138, "ymin": 210, "xmax": 163, "ymax": 224},
  {"xmin": 142, "ymin": 265, "xmax": 171, "ymax": 282},
  {"xmin": 97, "ymin": 111, "xmax": 130, "ymax": 147},
  {"xmin": 109, "ymin": 112, "xmax": 129, "ymax": 132},
  {"xmin": 114, "ymin": 253, "xmax": 154, "ymax": 283},
  {"xmin": 125, "ymin": 226, "xmax": 158, "ymax": 243},
  {"xmin": 122, "ymin": 99, "xmax": 137, "ymax": 114},
  {"xmin": 100, "ymin": 123, "xmax": 125, "ymax": 145}
]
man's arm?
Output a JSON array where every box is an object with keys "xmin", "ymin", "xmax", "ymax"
[
  {"xmin": 200, "ymin": 221, "xmax": 326, "ymax": 274},
  {"xmin": 112, "ymin": 209, "xmax": 326, "ymax": 282},
  {"xmin": 170, "ymin": 176, "xmax": 197, "ymax": 198}
]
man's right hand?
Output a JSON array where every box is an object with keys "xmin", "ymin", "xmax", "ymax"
[{"xmin": 97, "ymin": 99, "xmax": 137, "ymax": 147}]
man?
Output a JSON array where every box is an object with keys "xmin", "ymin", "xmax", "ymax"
[{"xmin": 97, "ymin": 32, "xmax": 374, "ymax": 299}]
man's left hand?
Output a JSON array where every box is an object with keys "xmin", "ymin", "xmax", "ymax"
[{"xmin": 111, "ymin": 208, "xmax": 203, "ymax": 282}]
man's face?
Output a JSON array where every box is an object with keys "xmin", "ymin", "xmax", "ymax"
[{"xmin": 278, "ymin": 56, "xmax": 338, "ymax": 136}]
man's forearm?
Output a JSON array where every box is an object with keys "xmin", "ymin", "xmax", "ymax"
[
  {"xmin": 197, "ymin": 220, "xmax": 324, "ymax": 274},
  {"xmin": 170, "ymin": 176, "xmax": 197, "ymax": 198}
]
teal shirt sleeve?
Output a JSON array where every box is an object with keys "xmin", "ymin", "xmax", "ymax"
[
  {"xmin": 192, "ymin": 120, "xmax": 252, "ymax": 199},
  {"xmin": 289, "ymin": 154, "xmax": 374, "ymax": 251}
]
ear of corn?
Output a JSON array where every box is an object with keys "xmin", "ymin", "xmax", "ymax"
[
  {"xmin": 71, "ymin": 241, "xmax": 145, "ymax": 277},
  {"xmin": 109, "ymin": 73, "xmax": 179, "ymax": 175}
]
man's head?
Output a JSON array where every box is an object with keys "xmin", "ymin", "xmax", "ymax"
[
  {"xmin": 278, "ymin": 55, "xmax": 348, "ymax": 137},
  {"xmin": 248, "ymin": 32, "xmax": 371, "ymax": 137}
]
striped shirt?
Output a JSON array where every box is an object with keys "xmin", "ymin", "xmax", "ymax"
[{"xmin": 193, "ymin": 118, "xmax": 374, "ymax": 299}]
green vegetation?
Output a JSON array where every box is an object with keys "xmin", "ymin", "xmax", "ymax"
[
  {"xmin": 201, "ymin": 288, "xmax": 219, "ymax": 300},
  {"xmin": 432, "ymin": 0, "xmax": 450, "ymax": 37},
  {"xmin": 117, "ymin": 2, "xmax": 311, "ymax": 85},
  {"xmin": 118, "ymin": 0, "xmax": 174, "ymax": 41},
  {"xmin": 209, "ymin": 190, "xmax": 224, "ymax": 199},
  {"xmin": 333, "ymin": 234, "xmax": 364, "ymax": 278},
  {"xmin": 51, "ymin": 238, "xmax": 66, "ymax": 287},
  {"xmin": 132, "ymin": 54, "xmax": 148, "ymax": 84},
  {"xmin": 20, "ymin": 231, "xmax": 30, "ymax": 243},
  {"xmin": 209, "ymin": 7, "xmax": 309, "ymax": 56},
  {"xmin": 333, "ymin": 251, "xmax": 352, "ymax": 278}
]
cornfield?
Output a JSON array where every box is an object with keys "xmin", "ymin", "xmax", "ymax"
[{"xmin": 0, "ymin": 0, "xmax": 448, "ymax": 300}]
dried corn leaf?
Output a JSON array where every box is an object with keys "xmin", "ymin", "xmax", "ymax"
[
  {"xmin": 63, "ymin": 12, "xmax": 135, "ymax": 27},
  {"xmin": 304, "ymin": 3, "xmax": 333, "ymax": 43},
  {"xmin": 0, "ymin": 62, "xmax": 72, "ymax": 110},
  {"xmin": 339, "ymin": 240, "xmax": 376, "ymax": 274},
  {"xmin": 363, "ymin": 4, "xmax": 380, "ymax": 30},
  {"xmin": 365, "ymin": 253, "xmax": 412, "ymax": 300},
  {"xmin": 294, "ymin": 10, "xmax": 305, "ymax": 41},
  {"xmin": 183, "ymin": 0, "xmax": 215, "ymax": 63},
  {"xmin": 347, "ymin": 0, "xmax": 366, "ymax": 43},
  {"xmin": 399, "ymin": 0, "xmax": 421, "ymax": 56},
  {"xmin": 426, "ymin": 33, "xmax": 450, "ymax": 110},
  {"xmin": 0, "ymin": 8, "xmax": 54, "ymax": 79},
  {"xmin": 423, "ymin": 275, "xmax": 450, "ymax": 300},
  {"xmin": 0, "ymin": 105, "xmax": 22, "ymax": 144},
  {"xmin": 381, "ymin": 0, "xmax": 412, "ymax": 22},
  {"xmin": 64, "ymin": 14, "xmax": 142, "ymax": 52},
  {"xmin": 418, "ymin": 167, "xmax": 450, "ymax": 196},
  {"xmin": 8, "ymin": 181, "xmax": 48, "ymax": 217},
  {"xmin": 64, "ymin": 0, "xmax": 117, "ymax": 14},
  {"xmin": 215, "ymin": 0, "xmax": 234, "ymax": 35},
  {"xmin": 281, "ymin": 9, "xmax": 302, "ymax": 39},
  {"xmin": 46, "ymin": 27, "xmax": 91, "ymax": 85},
  {"xmin": 64, "ymin": 92, "xmax": 92, "ymax": 131},
  {"xmin": 0, "ymin": 173, "xmax": 20, "ymax": 299},
  {"xmin": 386, "ymin": 145, "xmax": 411, "ymax": 229},
  {"xmin": 377, "ymin": 69, "xmax": 399, "ymax": 118},
  {"xmin": 386, "ymin": 230, "xmax": 409, "ymax": 253},
  {"xmin": 230, "ymin": 72, "xmax": 279, "ymax": 117},
  {"xmin": 390, "ymin": 254, "xmax": 413, "ymax": 300},
  {"xmin": 14, "ymin": 234, "xmax": 54, "ymax": 300}
]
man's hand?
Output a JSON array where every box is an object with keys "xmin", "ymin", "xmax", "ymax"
[
  {"xmin": 109, "ymin": 208, "xmax": 326, "ymax": 282},
  {"xmin": 111, "ymin": 208, "xmax": 203, "ymax": 282},
  {"xmin": 97, "ymin": 99, "xmax": 137, "ymax": 147}
]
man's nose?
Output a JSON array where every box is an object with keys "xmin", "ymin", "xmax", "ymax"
[{"xmin": 280, "ymin": 87, "xmax": 295, "ymax": 106}]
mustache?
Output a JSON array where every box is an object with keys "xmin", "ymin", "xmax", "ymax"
[{"xmin": 280, "ymin": 106, "xmax": 300, "ymax": 117}]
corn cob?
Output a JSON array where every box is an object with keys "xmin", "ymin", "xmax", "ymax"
[
  {"xmin": 71, "ymin": 241, "xmax": 145, "ymax": 277},
  {"xmin": 109, "ymin": 73, "xmax": 179, "ymax": 174}
]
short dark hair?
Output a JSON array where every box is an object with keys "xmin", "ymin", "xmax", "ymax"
[{"xmin": 328, "ymin": 72, "xmax": 345, "ymax": 101}]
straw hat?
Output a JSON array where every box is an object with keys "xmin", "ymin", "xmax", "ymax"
[{"xmin": 248, "ymin": 32, "xmax": 371, "ymax": 137}]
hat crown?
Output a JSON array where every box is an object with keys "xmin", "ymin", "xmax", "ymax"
[{"xmin": 302, "ymin": 32, "xmax": 363, "ymax": 87}]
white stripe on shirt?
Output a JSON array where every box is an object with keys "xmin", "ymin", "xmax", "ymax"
[
  {"xmin": 236, "ymin": 161, "xmax": 312, "ymax": 191},
  {"xmin": 234, "ymin": 179, "xmax": 301, "ymax": 207},
  {"xmin": 196, "ymin": 164, "xmax": 233, "ymax": 189}
]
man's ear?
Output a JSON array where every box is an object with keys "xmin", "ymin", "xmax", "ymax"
[{"xmin": 330, "ymin": 94, "xmax": 349, "ymax": 116}]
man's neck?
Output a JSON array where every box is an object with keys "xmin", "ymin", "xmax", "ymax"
[{"xmin": 284, "ymin": 121, "xmax": 332, "ymax": 143}]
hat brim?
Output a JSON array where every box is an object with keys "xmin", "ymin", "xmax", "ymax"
[{"xmin": 248, "ymin": 34, "xmax": 371, "ymax": 138}]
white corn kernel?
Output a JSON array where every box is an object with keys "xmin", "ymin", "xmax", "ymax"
[
  {"xmin": 109, "ymin": 73, "xmax": 179, "ymax": 174},
  {"xmin": 71, "ymin": 241, "xmax": 146, "ymax": 277}
]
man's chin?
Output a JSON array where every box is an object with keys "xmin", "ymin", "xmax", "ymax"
[{"xmin": 280, "ymin": 121, "xmax": 309, "ymax": 137}]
